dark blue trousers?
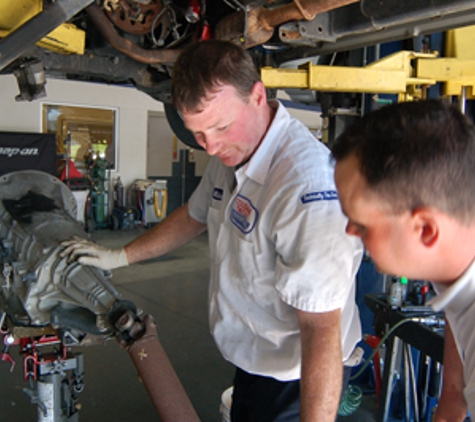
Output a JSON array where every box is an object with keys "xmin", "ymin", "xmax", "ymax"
[{"xmin": 230, "ymin": 365, "xmax": 352, "ymax": 422}]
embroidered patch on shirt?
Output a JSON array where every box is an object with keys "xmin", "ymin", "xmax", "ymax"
[
  {"xmin": 301, "ymin": 190, "xmax": 338, "ymax": 204},
  {"xmin": 212, "ymin": 187, "xmax": 224, "ymax": 201},
  {"xmin": 231, "ymin": 194, "xmax": 258, "ymax": 233}
]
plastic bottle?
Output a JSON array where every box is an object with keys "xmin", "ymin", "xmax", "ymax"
[{"xmin": 387, "ymin": 278, "xmax": 403, "ymax": 307}]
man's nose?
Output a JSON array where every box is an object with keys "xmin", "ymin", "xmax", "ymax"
[{"xmin": 204, "ymin": 135, "xmax": 221, "ymax": 156}]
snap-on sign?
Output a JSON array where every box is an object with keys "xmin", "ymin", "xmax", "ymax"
[
  {"xmin": 231, "ymin": 194, "xmax": 258, "ymax": 234},
  {"xmin": 0, "ymin": 147, "xmax": 39, "ymax": 157},
  {"xmin": 0, "ymin": 132, "xmax": 56, "ymax": 176}
]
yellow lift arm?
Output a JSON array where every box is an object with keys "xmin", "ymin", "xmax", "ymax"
[
  {"xmin": 262, "ymin": 51, "xmax": 436, "ymax": 102},
  {"xmin": 0, "ymin": 0, "xmax": 85, "ymax": 55},
  {"xmin": 261, "ymin": 27, "xmax": 475, "ymax": 102}
]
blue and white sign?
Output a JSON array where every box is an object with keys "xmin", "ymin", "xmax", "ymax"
[
  {"xmin": 301, "ymin": 190, "xmax": 338, "ymax": 204},
  {"xmin": 231, "ymin": 194, "xmax": 258, "ymax": 234}
]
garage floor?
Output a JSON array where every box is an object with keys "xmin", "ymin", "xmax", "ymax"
[{"xmin": 0, "ymin": 228, "xmax": 379, "ymax": 422}]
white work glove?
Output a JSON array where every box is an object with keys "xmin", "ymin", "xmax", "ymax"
[{"xmin": 60, "ymin": 237, "xmax": 129, "ymax": 270}]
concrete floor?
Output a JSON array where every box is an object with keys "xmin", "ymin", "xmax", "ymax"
[{"xmin": 0, "ymin": 228, "xmax": 379, "ymax": 421}]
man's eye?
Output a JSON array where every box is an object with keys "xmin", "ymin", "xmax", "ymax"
[{"xmin": 218, "ymin": 125, "xmax": 229, "ymax": 132}]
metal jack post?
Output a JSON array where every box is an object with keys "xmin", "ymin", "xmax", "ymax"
[
  {"xmin": 2, "ymin": 331, "xmax": 85, "ymax": 422},
  {"xmin": 27, "ymin": 353, "xmax": 84, "ymax": 422}
]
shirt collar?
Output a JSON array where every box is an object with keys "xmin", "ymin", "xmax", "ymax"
[
  {"xmin": 428, "ymin": 258, "xmax": 475, "ymax": 314},
  {"xmin": 242, "ymin": 100, "xmax": 289, "ymax": 185}
]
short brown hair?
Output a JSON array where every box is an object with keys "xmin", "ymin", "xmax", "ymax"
[
  {"xmin": 332, "ymin": 100, "xmax": 475, "ymax": 224},
  {"xmin": 171, "ymin": 40, "xmax": 260, "ymax": 113}
]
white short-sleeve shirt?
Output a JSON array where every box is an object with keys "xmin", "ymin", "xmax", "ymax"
[
  {"xmin": 188, "ymin": 101, "xmax": 363, "ymax": 381},
  {"xmin": 429, "ymin": 259, "xmax": 475, "ymax": 417}
]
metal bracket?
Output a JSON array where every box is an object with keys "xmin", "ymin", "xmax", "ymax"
[{"xmin": 0, "ymin": 0, "xmax": 93, "ymax": 71}]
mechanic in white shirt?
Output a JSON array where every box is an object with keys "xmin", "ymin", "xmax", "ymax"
[
  {"xmin": 62, "ymin": 40, "xmax": 363, "ymax": 422},
  {"xmin": 332, "ymin": 99, "xmax": 475, "ymax": 422}
]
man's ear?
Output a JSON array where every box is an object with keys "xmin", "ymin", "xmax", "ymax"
[
  {"xmin": 250, "ymin": 81, "xmax": 267, "ymax": 106},
  {"xmin": 411, "ymin": 207, "xmax": 439, "ymax": 247}
]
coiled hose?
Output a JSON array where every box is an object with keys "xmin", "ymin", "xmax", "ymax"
[
  {"xmin": 338, "ymin": 316, "xmax": 437, "ymax": 416},
  {"xmin": 338, "ymin": 384, "xmax": 363, "ymax": 416}
]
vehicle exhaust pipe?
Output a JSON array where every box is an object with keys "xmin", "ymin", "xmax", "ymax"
[{"xmin": 215, "ymin": 0, "xmax": 360, "ymax": 48}]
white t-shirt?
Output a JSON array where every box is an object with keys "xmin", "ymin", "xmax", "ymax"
[
  {"xmin": 188, "ymin": 101, "xmax": 363, "ymax": 380},
  {"xmin": 429, "ymin": 259, "xmax": 475, "ymax": 417}
]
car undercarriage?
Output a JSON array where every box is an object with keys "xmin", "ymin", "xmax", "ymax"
[{"xmin": 1, "ymin": 0, "xmax": 475, "ymax": 104}]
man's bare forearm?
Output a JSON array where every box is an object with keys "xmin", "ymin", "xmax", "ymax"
[
  {"xmin": 124, "ymin": 204, "xmax": 207, "ymax": 265},
  {"xmin": 298, "ymin": 308, "xmax": 343, "ymax": 422}
]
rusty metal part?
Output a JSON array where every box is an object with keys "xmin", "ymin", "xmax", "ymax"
[
  {"xmin": 292, "ymin": 0, "xmax": 315, "ymax": 21},
  {"xmin": 261, "ymin": 0, "xmax": 360, "ymax": 29},
  {"xmin": 86, "ymin": 4, "xmax": 181, "ymax": 64},
  {"xmin": 104, "ymin": 0, "xmax": 162, "ymax": 35},
  {"xmin": 215, "ymin": 0, "xmax": 360, "ymax": 48},
  {"xmin": 127, "ymin": 315, "xmax": 200, "ymax": 422},
  {"xmin": 12, "ymin": 326, "xmax": 56, "ymax": 338}
]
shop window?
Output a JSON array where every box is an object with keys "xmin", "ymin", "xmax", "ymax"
[{"xmin": 42, "ymin": 103, "xmax": 117, "ymax": 171}]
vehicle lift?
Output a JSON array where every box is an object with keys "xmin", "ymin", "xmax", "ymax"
[{"xmin": 261, "ymin": 26, "xmax": 475, "ymax": 107}]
